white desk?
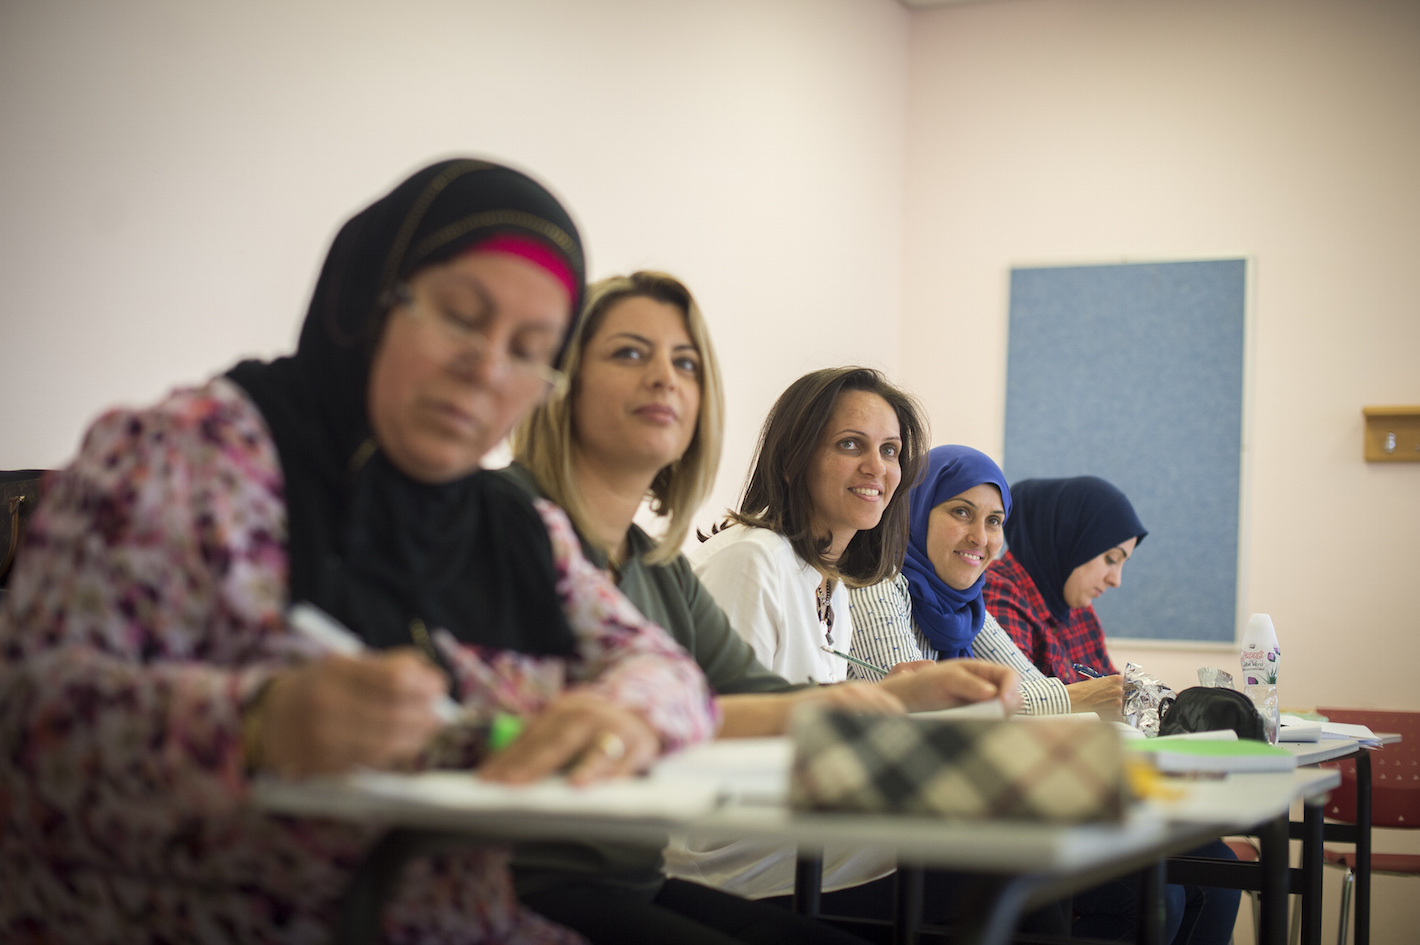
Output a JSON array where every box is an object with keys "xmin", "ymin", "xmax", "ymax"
[
  {"xmin": 254, "ymin": 740, "xmax": 1340, "ymax": 945},
  {"xmin": 1285, "ymin": 737, "xmax": 1377, "ymax": 766}
]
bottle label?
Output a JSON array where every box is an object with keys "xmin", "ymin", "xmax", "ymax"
[{"xmin": 1240, "ymin": 646, "xmax": 1280, "ymax": 686}]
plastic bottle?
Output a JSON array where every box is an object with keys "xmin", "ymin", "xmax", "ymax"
[{"xmin": 1240, "ymin": 613, "xmax": 1281, "ymax": 744}]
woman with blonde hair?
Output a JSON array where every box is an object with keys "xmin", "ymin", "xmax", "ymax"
[{"xmin": 514, "ymin": 270, "xmax": 723, "ymax": 571}]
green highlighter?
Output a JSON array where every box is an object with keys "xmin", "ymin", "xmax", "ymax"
[{"xmin": 487, "ymin": 712, "xmax": 525, "ymax": 752}]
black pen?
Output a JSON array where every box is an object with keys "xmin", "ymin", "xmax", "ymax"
[{"xmin": 1072, "ymin": 662, "xmax": 1103, "ymax": 679}]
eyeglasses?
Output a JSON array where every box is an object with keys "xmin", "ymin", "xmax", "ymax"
[{"xmin": 389, "ymin": 282, "xmax": 568, "ymax": 399}]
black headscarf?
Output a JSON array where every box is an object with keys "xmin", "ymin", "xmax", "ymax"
[
  {"xmin": 228, "ymin": 159, "xmax": 584, "ymax": 656},
  {"xmin": 1002, "ymin": 476, "xmax": 1148, "ymax": 622}
]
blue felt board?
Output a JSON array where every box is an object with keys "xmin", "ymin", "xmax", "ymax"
[{"xmin": 1003, "ymin": 260, "xmax": 1246, "ymax": 643}]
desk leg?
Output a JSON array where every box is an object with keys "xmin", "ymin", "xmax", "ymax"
[
  {"xmin": 1355, "ymin": 750, "xmax": 1372, "ymax": 945},
  {"xmin": 1300, "ymin": 798, "xmax": 1324, "ymax": 945},
  {"xmin": 793, "ymin": 853, "xmax": 823, "ymax": 916},
  {"xmin": 1258, "ymin": 814, "xmax": 1290, "ymax": 945},
  {"xmin": 1138, "ymin": 859, "xmax": 1166, "ymax": 945},
  {"xmin": 893, "ymin": 867, "xmax": 924, "ymax": 945}
]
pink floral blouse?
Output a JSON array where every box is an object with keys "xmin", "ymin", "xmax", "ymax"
[{"xmin": 0, "ymin": 378, "xmax": 718, "ymax": 945}]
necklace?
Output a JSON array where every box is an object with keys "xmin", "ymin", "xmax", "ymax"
[{"xmin": 815, "ymin": 577, "xmax": 836, "ymax": 647}]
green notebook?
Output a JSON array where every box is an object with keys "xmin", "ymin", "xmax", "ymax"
[{"xmin": 1127, "ymin": 738, "xmax": 1296, "ymax": 773}]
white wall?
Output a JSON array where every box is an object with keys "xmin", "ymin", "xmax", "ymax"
[
  {"xmin": 0, "ymin": 0, "xmax": 909, "ymax": 536},
  {"xmin": 903, "ymin": 0, "xmax": 1420, "ymax": 712},
  {"xmin": 5, "ymin": 0, "xmax": 1414, "ymax": 709}
]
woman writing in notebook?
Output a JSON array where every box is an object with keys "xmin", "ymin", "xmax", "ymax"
[
  {"xmin": 982, "ymin": 475, "xmax": 1144, "ymax": 682},
  {"xmin": 0, "ymin": 161, "xmax": 717, "ymax": 944}
]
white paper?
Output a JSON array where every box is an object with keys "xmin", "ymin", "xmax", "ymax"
[
  {"xmin": 1319, "ymin": 721, "xmax": 1379, "ymax": 744},
  {"xmin": 910, "ymin": 700, "xmax": 1008, "ymax": 721},
  {"xmin": 256, "ymin": 768, "xmax": 728, "ymax": 821},
  {"xmin": 1278, "ymin": 714, "xmax": 1324, "ymax": 742},
  {"xmin": 655, "ymin": 737, "xmax": 791, "ymax": 805}
]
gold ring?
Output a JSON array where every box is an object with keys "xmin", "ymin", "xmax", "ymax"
[{"xmin": 593, "ymin": 731, "xmax": 626, "ymax": 761}]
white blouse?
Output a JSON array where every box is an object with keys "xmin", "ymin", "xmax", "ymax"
[
  {"xmin": 687, "ymin": 525, "xmax": 854, "ymax": 686},
  {"xmin": 672, "ymin": 524, "xmax": 894, "ymax": 897}
]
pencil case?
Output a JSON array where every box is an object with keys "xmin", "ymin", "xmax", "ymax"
[{"xmin": 788, "ymin": 708, "xmax": 1127, "ymax": 823}]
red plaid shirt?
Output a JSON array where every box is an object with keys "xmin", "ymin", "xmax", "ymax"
[{"xmin": 982, "ymin": 552, "xmax": 1119, "ymax": 682}]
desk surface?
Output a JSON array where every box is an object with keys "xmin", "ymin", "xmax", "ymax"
[
  {"xmin": 674, "ymin": 767, "xmax": 1337, "ymax": 873},
  {"xmin": 1283, "ymin": 732, "xmax": 1401, "ymax": 766},
  {"xmin": 253, "ymin": 738, "xmax": 1341, "ymax": 877}
]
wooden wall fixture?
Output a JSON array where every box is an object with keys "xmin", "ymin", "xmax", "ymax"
[{"xmin": 1362, "ymin": 406, "xmax": 1420, "ymax": 462}]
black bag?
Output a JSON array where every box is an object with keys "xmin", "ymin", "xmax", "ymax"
[
  {"xmin": 1157, "ymin": 686, "xmax": 1267, "ymax": 742},
  {"xmin": 1, "ymin": 470, "xmax": 48, "ymax": 591}
]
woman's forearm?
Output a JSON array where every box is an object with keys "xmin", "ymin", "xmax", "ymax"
[{"xmin": 716, "ymin": 692, "xmax": 798, "ymax": 738}]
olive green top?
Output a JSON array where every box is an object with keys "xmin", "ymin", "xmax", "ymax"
[{"xmin": 495, "ymin": 463, "xmax": 795, "ymax": 897}]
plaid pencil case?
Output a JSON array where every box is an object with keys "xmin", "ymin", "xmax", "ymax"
[{"xmin": 788, "ymin": 708, "xmax": 1127, "ymax": 823}]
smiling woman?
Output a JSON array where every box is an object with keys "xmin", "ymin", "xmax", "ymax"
[
  {"xmin": 663, "ymin": 367, "xmax": 930, "ymax": 901},
  {"xmin": 845, "ymin": 445, "xmax": 1118, "ymax": 719},
  {"xmin": 691, "ymin": 367, "xmax": 927, "ymax": 690}
]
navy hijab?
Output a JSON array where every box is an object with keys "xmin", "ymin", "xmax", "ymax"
[
  {"xmin": 228, "ymin": 159, "xmax": 585, "ymax": 656},
  {"xmin": 1003, "ymin": 477, "xmax": 1148, "ymax": 622},
  {"xmin": 902, "ymin": 446, "xmax": 1012, "ymax": 658}
]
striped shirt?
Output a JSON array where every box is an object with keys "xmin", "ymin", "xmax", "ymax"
[{"xmin": 846, "ymin": 573, "xmax": 1072, "ymax": 717}]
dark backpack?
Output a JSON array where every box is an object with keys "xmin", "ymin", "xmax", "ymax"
[{"xmin": 1157, "ymin": 686, "xmax": 1266, "ymax": 742}]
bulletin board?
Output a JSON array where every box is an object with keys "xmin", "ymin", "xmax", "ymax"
[{"xmin": 1003, "ymin": 259, "xmax": 1248, "ymax": 643}]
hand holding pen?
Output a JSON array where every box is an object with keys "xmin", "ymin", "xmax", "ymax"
[
  {"xmin": 278, "ymin": 604, "xmax": 660, "ymax": 785},
  {"xmin": 246, "ymin": 603, "xmax": 450, "ymax": 779},
  {"xmin": 1065, "ymin": 662, "xmax": 1125, "ymax": 721}
]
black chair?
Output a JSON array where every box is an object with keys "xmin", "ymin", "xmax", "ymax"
[{"xmin": 1, "ymin": 469, "xmax": 49, "ymax": 595}]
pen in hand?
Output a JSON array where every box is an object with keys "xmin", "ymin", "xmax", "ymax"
[
  {"xmin": 820, "ymin": 645, "xmax": 889, "ymax": 678},
  {"xmin": 287, "ymin": 602, "xmax": 463, "ymax": 724},
  {"xmin": 1072, "ymin": 662, "xmax": 1104, "ymax": 680}
]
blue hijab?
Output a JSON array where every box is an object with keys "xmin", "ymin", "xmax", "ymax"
[
  {"xmin": 1003, "ymin": 477, "xmax": 1148, "ymax": 622},
  {"xmin": 902, "ymin": 446, "xmax": 1013, "ymax": 658}
]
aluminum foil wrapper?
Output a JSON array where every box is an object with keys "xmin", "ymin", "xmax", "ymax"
[
  {"xmin": 1196, "ymin": 667, "xmax": 1235, "ymax": 689},
  {"xmin": 1123, "ymin": 662, "xmax": 1176, "ymax": 737}
]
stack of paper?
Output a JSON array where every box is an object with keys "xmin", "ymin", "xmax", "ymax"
[
  {"xmin": 655, "ymin": 736, "xmax": 792, "ymax": 805},
  {"xmin": 1319, "ymin": 720, "xmax": 1381, "ymax": 746}
]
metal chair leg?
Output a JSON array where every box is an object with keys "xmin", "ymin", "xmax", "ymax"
[{"xmin": 1336, "ymin": 869, "xmax": 1354, "ymax": 945}]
